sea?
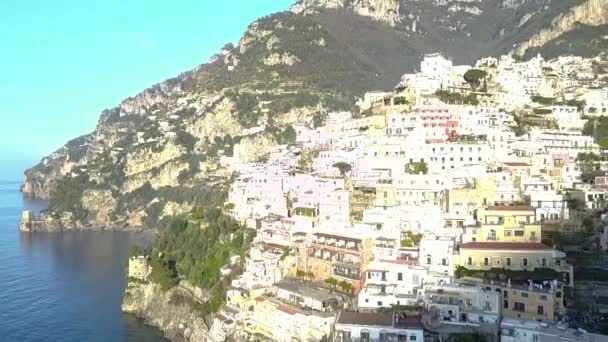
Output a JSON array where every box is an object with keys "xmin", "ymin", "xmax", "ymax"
[{"xmin": 0, "ymin": 180, "xmax": 168, "ymax": 342}]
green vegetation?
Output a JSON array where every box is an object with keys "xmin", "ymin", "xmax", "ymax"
[
  {"xmin": 175, "ymin": 131, "xmax": 198, "ymax": 150},
  {"xmin": 583, "ymin": 116, "xmax": 608, "ymax": 144},
  {"xmin": 544, "ymin": 230, "xmax": 594, "ymax": 249},
  {"xmin": 323, "ymin": 278, "xmax": 354, "ymax": 295},
  {"xmin": 297, "ymin": 148, "xmax": 316, "ymax": 173},
  {"xmin": 531, "ymin": 96, "xmax": 555, "ymax": 106},
  {"xmin": 277, "ymin": 125, "xmax": 297, "ymax": 145},
  {"xmin": 296, "ymin": 270, "xmax": 315, "ymax": 281},
  {"xmin": 46, "ymin": 174, "xmax": 97, "ymax": 221},
  {"xmin": 448, "ymin": 134, "xmax": 485, "ymax": 143},
  {"xmin": 533, "ymin": 108, "xmax": 552, "ymax": 115},
  {"xmin": 401, "ymin": 232, "xmax": 423, "ymax": 247},
  {"xmin": 463, "ymin": 69, "xmax": 487, "ymax": 91},
  {"xmin": 332, "ymin": 162, "xmax": 352, "ymax": 176},
  {"xmin": 435, "ymin": 90, "xmax": 479, "ymax": 105},
  {"xmin": 455, "ymin": 266, "xmax": 561, "ymax": 281},
  {"xmin": 405, "ymin": 162, "xmax": 428, "ymax": 175},
  {"xmin": 149, "ymin": 257, "xmax": 179, "ymax": 291},
  {"xmin": 312, "ymin": 112, "xmax": 328, "ymax": 128},
  {"xmin": 142, "ymin": 205, "xmax": 255, "ymax": 315},
  {"xmin": 576, "ymin": 152, "xmax": 606, "ymax": 184},
  {"xmin": 153, "ymin": 210, "xmax": 252, "ymax": 288},
  {"xmin": 225, "ymin": 91, "xmax": 260, "ymax": 127}
]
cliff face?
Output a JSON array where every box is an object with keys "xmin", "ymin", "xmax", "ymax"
[
  {"xmin": 291, "ymin": 0, "xmax": 401, "ymax": 25},
  {"xmin": 514, "ymin": 0, "xmax": 608, "ymax": 56},
  {"xmin": 22, "ymin": 0, "xmax": 608, "ymax": 231},
  {"xmin": 122, "ymin": 280, "xmax": 208, "ymax": 341}
]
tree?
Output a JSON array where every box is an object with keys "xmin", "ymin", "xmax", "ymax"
[
  {"xmin": 338, "ymin": 280, "xmax": 353, "ymax": 294},
  {"xmin": 306, "ymin": 271, "xmax": 315, "ymax": 281},
  {"xmin": 405, "ymin": 162, "xmax": 428, "ymax": 175},
  {"xmin": 463, "ymin": 69, "xmax": 487, "ymax": 90},
  {"xmin": 600, "ymin": 136, "xmax": 608, "ymax": 149},
  {"xmin": 296, "ymin": 270, "xmax": 306, "ymax": 278},
  {"xmin": 324, "ymin": 277, "xmax": 338, "ymax": 288},
  {"xmin": 333, "ymin": 162, "xmax": 352, "ymax": 176},
  {"xmin": 128, "ymin": 245, "xmax": 142, "ymax": 258},
  {"xmin": 279, "ymin": 125, "xmax": 297, "ymax": 144}
]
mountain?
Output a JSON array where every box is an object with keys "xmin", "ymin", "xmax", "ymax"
[{"xmin": 22, "ymin": 0, "xmax": 608, "ymax": 230}]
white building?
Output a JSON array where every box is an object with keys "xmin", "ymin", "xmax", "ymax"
[
  {"xmin": 424, "ymin": 284, "xmax": 501, "ymax": 325},
  {"xmin": 334, "ymin": 311, "xmax": 425, "ymax": 342},
  {"xmin": 501, "ymin": 319, "xmax": 608, "ymax": 342},
  {"xmin": 358, "ymin": 261, "xmax": 428, "ymax": 309}
]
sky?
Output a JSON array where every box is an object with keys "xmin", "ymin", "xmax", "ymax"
[{"xmin": 0, "ymin": 0, "xmax": 293, "ymax": 180}]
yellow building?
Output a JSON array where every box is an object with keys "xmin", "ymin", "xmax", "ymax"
[
  {"xmin": 245, "ymin": 296, "xmax": 334, "ymax": 342},
  {"xmin": 456, "ymin": 242, "xmax": 573, "ymax": 286},
  {"xmin": 297, "ymin": 232, "xmax": 374, "ymax": 294},
  {"xmin": 474, "ymin": 206, "xmax": 542, "ymax": 243},
  {"xmin": 447, "ymin": 177, "xmax": 497, "ymax": 216},
  {"xmin": 128, "ymin": 256, "xmax": 150, "ymax": 280}
]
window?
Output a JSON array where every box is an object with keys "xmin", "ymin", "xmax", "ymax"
[
  {"xmin": 505, "ymin": 230, "xmax": 512, "ymax": 237},
  {"xmin": 514, "ymin": 302, "xmax": 525, "ymax": 312},
  {"xmin": 483, "ymin": 257, "xmax": 490, "ymax": 266},
  {"xmin": 410, "ymin": 336, "xmax": 417, "ymax": 341},
  {"xmin": 442, "ymin": 258, "xmax": 448, "ymax": 266},
  {"xmin": 521, "ymin": 292, "xmax": 528, "ymax": 298},
  {"xmin": 377, "ymin": 301, "xmax": 382, "ymax": 306},
  {"xmin": 522, "ymin": 258, "xmax": 528, "ymax": 267},
  {"xmin": 514, "ymin": 230, "xmax": 524, "ymax": 237},
  {"xmin": 541, "ymin": 258, "xmax": 547, "ymax": 267},
  {"xmin": 398, "ymin": 272, "xmax": 403, "ymax": 281},
  {"xmin": 540, "ymin": 295, "xmax": 547, "ymax": 300},
  {"xmin": 538, "ymin": 305, "xmax": 544, "ymax": 315},
  {"xmin": 467, "ymin": 257, "xmax": 473, "ymax": 266},
  {"xmin": 368, "ymin": 272, "xmax": 372, "ymax": 279},
  {"xmin": 506, "ymin": 258, "xmax": 512, "ymax": 266}
]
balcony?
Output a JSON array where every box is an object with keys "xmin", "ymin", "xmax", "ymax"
[{"xmin": 333, "ymin": 266, "xmax": 361, "ymax": 280}]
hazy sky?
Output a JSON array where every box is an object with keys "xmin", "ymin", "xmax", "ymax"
[{"xmin": 0, "ymin": 0, "xmax": 293, "ymax": 180}]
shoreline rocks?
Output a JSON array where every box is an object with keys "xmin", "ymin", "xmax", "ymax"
[
  {"xmin": 122, "ymin": 280, "xmax": 209, "ymax": 341},
  {"xmin": 18, "ymin": 210, "xmax": 146, "ymax": 233}
]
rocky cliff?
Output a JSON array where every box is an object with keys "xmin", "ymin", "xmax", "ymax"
[
  {"xmin": 22, "ymin": 0, "xmax": 608, "ymax": 231},
  {"xmin": 122, "ymin": 280, "xmax": 208, "ymax": 341},
  {"xmin": 513, "ymin": 0, "xmax": 608, "ymax": 56}
]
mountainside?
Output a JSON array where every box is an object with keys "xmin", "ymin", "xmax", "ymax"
[{"xmin": 22, "ymin": 0, "xmax": 608, "ymax": 230}]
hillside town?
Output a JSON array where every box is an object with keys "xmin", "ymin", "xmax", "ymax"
[{"xmin": 130, "ymin": 52, "xmax": 608, "ymax": 342}]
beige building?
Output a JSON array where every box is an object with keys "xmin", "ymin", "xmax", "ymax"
[
  {"xmin": 128, "ymin": 256, "xmax": 150, "ymax": 280},
  {"xmin": 460, "ymin": 277, "xmax": 565, "ymax": 322}
]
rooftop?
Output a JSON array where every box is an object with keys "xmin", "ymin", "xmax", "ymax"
[
  {"xmin": 460, "ymin": 242, "xmax": 552, "ymax": 250},
  {"xmin": 336, "ymin": 311, "xmax": 423, "ymax": 329},
  {"xmin": 274, "ymin": 279, "xmax": 338, "ymax": 302}
]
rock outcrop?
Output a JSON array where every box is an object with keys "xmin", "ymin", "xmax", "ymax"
[
  {"xmin": 122, "ymin": 280, "xmax": 208, "ymax": 341},
  {"xmin": 291, "ymin": 0, "xmax": 401, "ymax": 26},
  {"xmin": 513, "ymin": 0, "xmax": 608, "ymax": 56}
]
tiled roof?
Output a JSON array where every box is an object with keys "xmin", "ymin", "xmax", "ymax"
[
  {"xmin": 460, "ymin": 242, "xmax": 552, "ymax": 250},
  {"xmin": 277, "ymin": 304, "xmax": 297, "ymax": 315}
]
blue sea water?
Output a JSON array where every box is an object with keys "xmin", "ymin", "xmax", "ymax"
[{"xmin": 0, "ymin": 180, "xmax": 168, "ymax": 342}]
